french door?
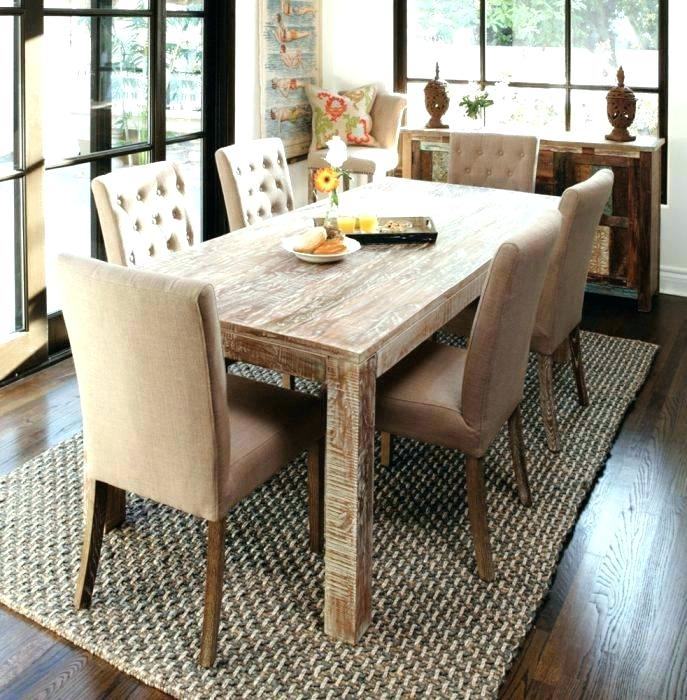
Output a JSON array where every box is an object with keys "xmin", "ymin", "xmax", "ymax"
[{"xmin": 0, "ymin": 0, "xmax": 233, "ymax": 383}]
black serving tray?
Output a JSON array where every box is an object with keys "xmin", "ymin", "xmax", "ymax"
[{"xmin": 313, "ymin": 216, "xmax": 438, "ymax": 244}]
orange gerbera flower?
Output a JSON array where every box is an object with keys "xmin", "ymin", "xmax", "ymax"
[{"xmin": 313, "ymin": 167, "xmax": 340, "ymax": 193}]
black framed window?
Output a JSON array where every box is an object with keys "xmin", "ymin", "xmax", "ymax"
[
  {"xmin": 395, "ymin": 0, "xmax": 667, "ymax": 150},
  {"xmin": 0, "ymin": 0, "xmax": 234, "ymax": 379}
]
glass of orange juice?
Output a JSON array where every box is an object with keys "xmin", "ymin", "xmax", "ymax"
[
  {"xmin": 358, "ymin": 214, "xmax": 379, "ymax": 233},
  {"xmin": 337, "ymin": 215, "xmax": 357, "ymax": 234}
]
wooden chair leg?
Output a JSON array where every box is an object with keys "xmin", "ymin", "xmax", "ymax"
[
  {"xmin": 104, "ymin": 486, "xmax": 126, "ymax": 533},
  {"xmin": 75, "ymin": 479, "xmax": 109, "ymax": 610},
  {"xmin": 199, "ymin": 518, "xmax": 227, "ymax": 668},
  {"xmin": 307, "ymin": 438, "xmax": 325, "ymax": 554},
  {"xmin": 507, "ymin": 405, "xmax": 532, "ymax": 507},
  {"xmin": 537, "ymin": 353, "xmax": 561, "ymax": 453},
  {"xmin": 281, "ymin": 372, "xmax": 296, "ymax": 390},
  {"xmin": 380, "ymin": 431, "xmax": 392, "ymax": 467},
  {"xmin": 465, "ymin": 456, "xmax": 495, "ymax": 582},
  {"xmin": 569, "ymin": 326, "xmax": 589, "ymax": 407}
]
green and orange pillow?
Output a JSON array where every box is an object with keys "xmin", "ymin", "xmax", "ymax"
[{"xmin": 305, "ymin": 84, "xmax": 378, "ymax": 150}]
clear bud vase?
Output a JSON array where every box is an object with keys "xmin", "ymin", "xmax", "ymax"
[{"xmin": 323, "ymin": 198, "xmax": 340, "ymax": 239}]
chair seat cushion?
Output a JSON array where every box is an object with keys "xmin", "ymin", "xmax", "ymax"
[
  {"xmin": 376, "ymin": 342, "xmax": 479, "ymax": 454},
  {"xmin": 307, "ymin": 147, "xmax": 398, "ymax": 175},
  {"xmin": 223, "ymin": 375, "xmax": 323, "ymax": 509}
]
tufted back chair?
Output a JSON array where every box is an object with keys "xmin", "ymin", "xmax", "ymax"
[
  {"xmin": 91, "ymin": 161, "xmax": 195, "ymax": 268},
  {"xmin": 215, "ymin": 138, "xmax": 295, "ymax": 231},
  {"xmin": 448, "ymin": 132, "xmax": 539, "ymax": 193}
]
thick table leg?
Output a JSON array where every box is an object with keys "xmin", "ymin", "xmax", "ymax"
[{"xmin": 324, "ymin": 356, "xmax": 376, "ymax": 643}]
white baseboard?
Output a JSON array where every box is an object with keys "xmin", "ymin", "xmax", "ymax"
[{"xmin": 660, "ymin": 265, "xmax": 687, "ymax": 297}]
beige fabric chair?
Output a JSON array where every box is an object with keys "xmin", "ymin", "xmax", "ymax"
[
  {"xmin": 532, "ymin": 169, "xmax": 614, "ymax": 451},
  {"xmin": 376, "ymin": 210, "xmax": 560, "ymax": 581},
  {"xmin": 307, "ymin": 91, "xmax": 407, "ymax": 202},
  {"xmin": 448, "ymin": 132, "xmax": 539, "ymax": 193},
  {"xmin": 91, "ymin": 161, "xmax": 195, "ymax": 268},
  {"xmin": 442, "ymin": 170, "xmax": 615, "ymax": 453},
  {"xmin": 215, "ymin": 137, "xmax": 295, "ymax": 232},
  {"xmin": 59, "ymin": 254, "xmax": 325, "ymax": 668}
]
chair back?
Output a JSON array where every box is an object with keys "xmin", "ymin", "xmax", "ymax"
[
  {"xmin": 370, "ymin": 91, "xmax": 408, "ymax": 150},
  {"xmin": 533, "ymin": 169, "xmax": 614, "ymax": 354},
  {"xmin": 58, "ymin": 255, "xmax": 231, "ymax": 521},
  {"xmin": 215, "ymin": 137, "xmax": 294, "ymax": 231},
  {"xmin": 91, "ymin": 161, "xmax": 195, "ymax": 267},
  {"xmin": 448, "ymin": 132, "xmax": 539, "ymax": 193},
  {"xmin": 462, "ymin": 210, "xmax": 560, "ymax": 448}
]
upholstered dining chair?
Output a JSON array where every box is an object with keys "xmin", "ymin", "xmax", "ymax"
[
  {"xmin": 91, "ymin": 160, "xmax": 195, "ymax": 268},
  {"xmin": 215, "ymin": 137, "xmax": 295, "ymax": 232},
  {"xmin": 448, "ymin": 132, "xmax": 540, "ymax": 193},
  {"xmin": 307, "ymin": 90, "xmax": 407, "ymax": 202},
  {"xmin": 376, "ymin": 211, "xmax": 560, "ymax": 581},
  {"xmin": 532, "ymin": 169, "xmax": 614, "ymax": 452},
  {"xmin": 59, "ymin": 254, "xmax": 325, "ymax": 668},
  {"xmin": 442, "ymin": 170, "xmax": 615, "ymax": 453}
]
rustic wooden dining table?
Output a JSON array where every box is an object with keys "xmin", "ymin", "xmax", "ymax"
[{"xmin": 149, "ymin": 177, "xmax": 559, "ymax": 644}]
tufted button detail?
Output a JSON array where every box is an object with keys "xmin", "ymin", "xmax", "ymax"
[
  {"xmin": 236, "ymin": 167, "xmax": 241, "ymax": 176},
  {"xmin": 259, "ymin": 185, "xmax": 265, "ymax": 192},
  {"xmin": 276, "ymin": 181, "xmax": 282, "ymax": 190},
  {"xmin": 172, "ymin": 207, "xmax": 182, "ymax": 220},
  {"xmin": 478, "ymin": 149, "xmax": 483, "ymax": 156},
  {"xmin": 507, "ymin": 169, "xmax": 513, "ymax": 176},
  {"xmin": 263, "ymin": 159, "xmax": 270, "ymax": 168},
  {"xmin": 486, "ymin": 169, "xmax": 492, "ymax": 176},
  {"xmin": 186, "ymin": 230, "xmax": 193, "ymax": 244},
  {"xmin": 249, "ymin": 164, "xmax": 255, "ymax": 171},
  {"xmin": 498, "ymin": 150, "xmax": 504, "ymax": 156},
  {"xmin": 465, "ymin": 167, "xmax": 471, "ymax": 174},
  {"xmin": 129, "ymin": 251, "xmax": 136, "ymax": 264},
  {"xmin": 134, "ymin": 221, "xmax": 141, "ymax": 231},
  {"xmin": 117, "ymin": 196, "xmax": 123, "ymax": 206},
  {"xmin": 520, "ymin": 152, "xmax": 525, "ymax": 158},
  {"xmin": 248, "ymin": 188, "xmax": 253, "ymax": 196},
  {"xmin": 136, "ymin": 194, "xmax": 142, "ymax": 201},
  {"xmin": 258, "ymin": 208, "xmax": 265, "ymax": 217},
  {"xmin": 148, "ymin": 244, "xmax": 155, "ymax": 256}
]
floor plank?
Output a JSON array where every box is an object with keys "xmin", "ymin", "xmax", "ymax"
[{"xmin": 0, "ymin": 293, "xmax": 686, "ymax": 699}]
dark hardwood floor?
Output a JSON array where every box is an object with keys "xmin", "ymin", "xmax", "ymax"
[{"xmin": 1, "ymin": 294, "xmax": 686, "ymax": 699}]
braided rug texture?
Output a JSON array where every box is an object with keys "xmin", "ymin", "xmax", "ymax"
[{"xmin": 0, "ymin": 331, "xmax": 656, "ymax": 699}]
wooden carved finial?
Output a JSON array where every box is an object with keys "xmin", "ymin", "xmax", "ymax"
[
  {"xmin": 424, "ymin": 62, "xmax": 450, "ymax": 129},
  {"xmin": 617, "ymin": 66, "xmax": 625, "ymax": 87}
]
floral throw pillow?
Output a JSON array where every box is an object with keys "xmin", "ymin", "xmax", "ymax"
[{"xmin": 306, "ymin": 84, "xmax": 379, "ymax": 150}]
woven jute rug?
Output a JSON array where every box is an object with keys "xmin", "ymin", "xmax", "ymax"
[{"xmin": 0, "ymin": 331, "xmax": 657, "ymax": 699}]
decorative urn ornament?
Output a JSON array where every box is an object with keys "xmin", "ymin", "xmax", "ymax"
[
  {"xmin": 424, "ymin": 62, "xmax": 450, "ymax": 129},
  {"xmin": 605, "ymin": 66, "xmax": 637, "ymax": 142}
]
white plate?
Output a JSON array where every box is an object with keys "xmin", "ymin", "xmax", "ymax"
[{"xmin": 281, "ymin": 235, "xmax": 361, "ymax": 263}]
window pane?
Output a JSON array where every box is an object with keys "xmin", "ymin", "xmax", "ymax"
[
  {"xmin": 0, "ymin": 178, "xmax": 20, "ymax": 339},
  {"xmin": 489, "ymin": 86, "xmax": 565, "ymax": 131},
  {"xmin": 0, "ymin": 16, "xmax": 19, "ymax": 177},
  {"xmin": 44, "ymin": 16, "xmax": 150, "ymax": 163},
  {"xmin": 166, "ymin": 17, "xmax": 203, "ymax": 137},
  {"xmin": 407, "ymin": 0, "xmax": 480, "ymax": 80},
  {"xmin": 45, "ymin": 153, "xmax": 151, "ymax": 313},
  {"xmin": 167, "ymin": 0, "xmax": 203, "ymax": 9},
  {"xmin": 0, "ymin": 1, "xmax": 21, "ymax": 6},
  {"xmin": 570, "ymin": 89, "xmax": 658, "ymax": 137},
  {"xmin": 167, "ymin": 139, "xmax": 202, "ymax": 236},
  {"xmin": 486, "ymin": 0, "xmax": 565, "ymax": 83},
  {"xmin": 45, "ymin": 164, "xmax": 91, "ymax": 314},
  {"xmin": 45, "ymin": 1, "xmax": 148, "ymax": 9},
  {"xmin": 572, "ymin": 2, "xmax": 658, "ymax": 87}
]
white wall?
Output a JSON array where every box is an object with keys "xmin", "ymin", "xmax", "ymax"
[{"xmin": 660, "ymin": 0, "xmax": 687, "ymax": 296}]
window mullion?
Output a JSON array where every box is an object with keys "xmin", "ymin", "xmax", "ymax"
[
  {"xmin": 480, "ymin": 0, "xmax": 486, "ymax": 87},
  {"xmin": 565, "ymin": 0, "xmax": 572, "ymax": 130},
  {"xmin": 151, "ymin": 0, "xmax": 166, "ymax": 161}
]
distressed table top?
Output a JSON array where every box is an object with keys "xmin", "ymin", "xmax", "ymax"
[{"xmin": 150, "ymin": 178, "xmax": 558, "ymax": 362}]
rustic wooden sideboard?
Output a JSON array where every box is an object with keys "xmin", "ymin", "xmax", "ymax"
[{"xmin": 400, "ymin": 128, "xmax": 665, "ymax": 311}]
